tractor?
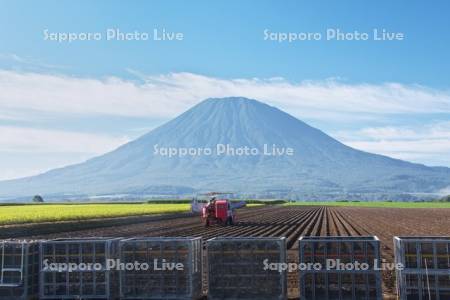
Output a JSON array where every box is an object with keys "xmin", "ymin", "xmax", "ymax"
[
  {"xmin": 191, "ymin": 192, "xmax": 246, "ymax": 227},
  {"xmin": 202, "ymin": 198, "xmax": 235, "ymax": 227}
]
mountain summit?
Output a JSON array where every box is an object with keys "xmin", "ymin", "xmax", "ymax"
[{"xmin": 1, "ymin": 97, "xmax": 449, "ymax": 200}]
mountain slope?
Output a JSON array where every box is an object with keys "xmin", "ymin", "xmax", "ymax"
[{"xmin": 1, "ymin": 97, "xmax": 449, "ymax": 199}]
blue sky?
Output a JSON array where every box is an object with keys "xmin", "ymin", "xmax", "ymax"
[
  {"xmin": 1, "ymin": 0, "xmax": 450, "ymax": 85},
  {"xmin": 0, "ymin": 0, "xmax": 450, "ymax": 179}
]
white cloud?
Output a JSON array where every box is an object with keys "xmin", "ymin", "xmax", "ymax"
[
  {"xmin": 439, "ymin": 186, "xmax": 450, "ymax": 196},
  {"xmin": 0, "ymin": 69, "xmax": 450, "ymax": 179},
  {"xmin": 0, "ymin": 126, "xmax": 129, "ymax": 154},
  {"xmin": 1, "ymin": 70, "xmax": 450, "ymax": 122},
  {"xmin": 0, "ymin": 126, "xmax": 130, "ymax": 180},
  {"xmin": 0, "ymin": 157, "xmax": 80, "ymax": 181},
  {"xmin": 336, "ymin": 122, "xmax": 450, "ymax": 167}
]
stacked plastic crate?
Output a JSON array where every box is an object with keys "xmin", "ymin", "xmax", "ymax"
[
  {"xmin": 299, "ymin": 236, "xmax": 382, "ymax": 300},
  {"xmin": 39, "ymin": 238, "xmax": 120, "ymax": 299},
  {"xmin": 394, "ymin": 236, "xmax": 450, "ymax": 300},
  {"xmin": 207, "ymin": 237, "xmax": 287, "ymax": 300},
  {"xmin": 119, "ymin": 237, "xmax": 203, "ymax": 300},
  {"xmin": 0, "ymin": 240, "xmax": 40, "ymax": 300}
]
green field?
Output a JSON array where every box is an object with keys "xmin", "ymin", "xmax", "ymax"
[
  {"xmin": 0, "ymin": 203, "xmax": 190, "ymax": 225},
  {"xmin": 284, "ymin": 201, "xmax": 450, "ymax": 208}
]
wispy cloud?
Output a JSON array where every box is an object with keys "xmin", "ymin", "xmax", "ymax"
[
  {"xmin": 0, "ymin": 53, "xmax": 68, "ymax": 70},
  {"xmin": 0, "ymin": 126, "xmax": 130, "ymax": 180},
  {"xmin": 0, "ymin": 126, "xmax": 129, "ymax": 154},
  {"xmin": 0, "ymin": 53, "xmax": 27, "ymax": 63},
  {"xmin": 0, "ymin": 69, "xmax": 450, "ymax": 180},
  {"xmin": 1, "ymin": 70, "xmax": 450, "ymax": 122},
  {"xmin": 336, "ymin": 122, "xmax": 450, "ymax": 167}
]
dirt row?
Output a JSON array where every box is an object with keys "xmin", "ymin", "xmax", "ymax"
[
  {"xmin": 26, "ymin": 205, "xmax": 449, "ymax": 252},
  {"xmin": 13, "ymin": 205, "xmax": 450, "ymax": 299},
  {"xmin": 26, "ymin": 206, "xmax": 364, "ymax": 248}
]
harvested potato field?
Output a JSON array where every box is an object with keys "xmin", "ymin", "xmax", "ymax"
[{"xmin": 3, "ymin": 205, "xmax": 450, "ymax": 299}]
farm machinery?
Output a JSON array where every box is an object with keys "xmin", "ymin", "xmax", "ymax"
[{"xmin": 191, "ymin": 192, "xmax": 246, "ymax": 227}]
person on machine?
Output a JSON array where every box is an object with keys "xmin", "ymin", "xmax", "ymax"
[{"xmin": 206, "ymin": 196, "xmax": 216, "ymax": 214}]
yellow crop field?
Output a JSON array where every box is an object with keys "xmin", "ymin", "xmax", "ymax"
[{"xmin": 0, "ymin": 203, "xmax": 190, "ymax": 225}]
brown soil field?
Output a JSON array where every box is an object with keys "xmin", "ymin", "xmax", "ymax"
[{"xmin": 4, "ymin": 205, "xmax": 450, "ymax": 299}]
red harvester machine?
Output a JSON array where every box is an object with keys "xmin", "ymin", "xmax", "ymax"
[{"xmin": 191, "ymin": 192, "xmax": 246, "ymax": 227}]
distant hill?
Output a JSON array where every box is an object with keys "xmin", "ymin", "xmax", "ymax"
[{"xmin": 1, "ymin": 97, "xmax": 449, "ymax": 200}]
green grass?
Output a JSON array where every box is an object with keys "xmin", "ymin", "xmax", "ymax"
[
  {"xmin": 284, "ymin": 201, "xmax": 450, "ymax": 208},
  {"xmin": 0, "ymin": 203, "xmax": 190, "ymax": 225}
]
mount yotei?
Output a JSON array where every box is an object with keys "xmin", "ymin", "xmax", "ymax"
[{"xmin": 1, "ymin": 97, "xmax": 449, "ymax": 200}]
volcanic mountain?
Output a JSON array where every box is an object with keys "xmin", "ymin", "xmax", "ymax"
[{"xmin": 1, "ymin": 97, "xmax": 449, "ymax": 200}]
